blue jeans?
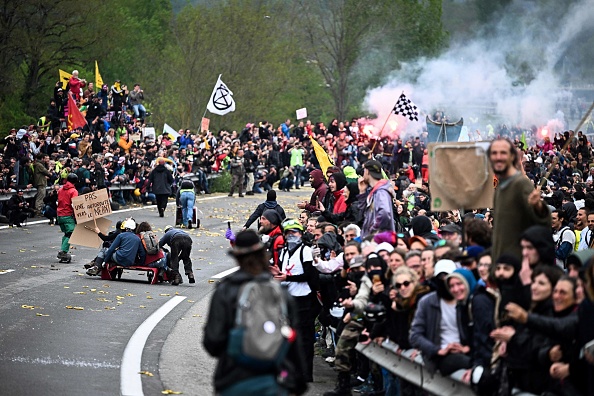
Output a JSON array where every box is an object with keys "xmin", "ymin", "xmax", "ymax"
[
  {"xmin": 293, "ymin": 165, "xmax": 303, "ymax": 187},
  {"xmin": 382, "ymin": 367, "xmax": 400, "ymax": 396},
  {"xmin": 132, "ymin": 104, "xmax": 146, "ymax": 119},
  {"xmin": 180, "ymin": 191, "xmax": 195, "ymax": 226},
  {"xmin": 142, "ymin": 192, "xmax": 156, "ymax": 204}
]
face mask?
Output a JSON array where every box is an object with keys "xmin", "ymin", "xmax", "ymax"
[
  {"xmin": 285, "ymin": 234, "xmax": 301, "ymax": 250},
  {"xmin": 348, "ymin": 271, "xmax": 365, "ymax": 283}
]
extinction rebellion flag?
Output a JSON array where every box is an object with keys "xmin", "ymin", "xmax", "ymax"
[
  {"xmin": 392, "ymin": 93, "xmax": 419, "ymax": 122},
  {"xmin": 207, "ymin": 74, "xmax": 236, "ymax": 116}
]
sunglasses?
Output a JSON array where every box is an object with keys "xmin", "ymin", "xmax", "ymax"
[{"xmin": 395, "ymin": 281, "xmax": 412, "ymax": 289}]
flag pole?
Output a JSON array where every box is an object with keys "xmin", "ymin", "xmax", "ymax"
[{"xmin": 371, "ymin": 98, "xmax": 399, "ymax": 152}]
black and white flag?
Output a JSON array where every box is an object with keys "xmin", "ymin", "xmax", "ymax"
[
  {"xmin": 392, "ymin": 93, "xmax": 419, "ymax": 121},
  {"xmin": 207, "ymin": 74, "xmax": 235, "ymax": 116}
]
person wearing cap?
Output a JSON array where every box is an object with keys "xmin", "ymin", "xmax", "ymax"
[
  {"xmin": 489, "ymin": 138, "xmax": 550, "ymax": 263},
  {"xmin": 242, "ymin": 190, "xmax": 286, "ymax": 231},
  {"xmin": 440, "ymin": 223, "xmax": 462, "ymax": 248},
  {"xmin": 257, "ymin": 209, "xmax": 285, "ymax": 268},
  {"xmin": 159, "ymin": 225, "xmax": 194, "ymax": 285},
  {"xmin": 203, "ymin": 229, "xmax": 307, "ymax": 396},
  {"xmin": 358, "ymin": 159, "xmax": 395, "ymax": 238},
  {"xmin": 410, "ymin": 259, "xmax": 466, "ymax": 375},
  {"xmin": 148, "ymin": 158, "xmax": 174, "ymax": 217},
  {"xmin": 275, "ymin": 218, "xmax": 318, "ymax": 383}
]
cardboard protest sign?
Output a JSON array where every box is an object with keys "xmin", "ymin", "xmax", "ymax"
[
  {"xmin": 296, "ymin": 108, "xmax": 307, "ymax": 120},
  {"xmin": 69, "ymin": 217, "xmax": 112, "ymax": 249},
  {"xmin": 71, "ymin": 189, "xmax": 112, "ymax": 223},
  {"xmin": 130, "ymin": 133, "xmax": 141, "ymax": 142},
  {"xmin": 142, "ymin": 127, "xmax": 155, "ymax": 140},
  {"xmin": 429, "ymin": 142, "xmax": 494, "ymax": 211},
  {"xmin": 201, "ymin": 117, "xmax": 210, "ymax": 132}
]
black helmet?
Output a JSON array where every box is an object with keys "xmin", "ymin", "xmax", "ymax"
[{"xmin": 67, "ymin": 173, "xmax": 78, "ymax": 184}]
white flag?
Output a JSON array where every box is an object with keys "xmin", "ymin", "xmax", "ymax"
[
  {"xmin": 163, "ymin": 123, "xmax": 180, "ymax": 139},
  {"xmin": 207, "ymin": 74, "xmax": 236, "ymax": 116}
]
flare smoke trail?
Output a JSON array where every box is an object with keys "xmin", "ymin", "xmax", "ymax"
[{"xmin": 363, "ymin": 0, "xmax": 594, "ymax": 138}]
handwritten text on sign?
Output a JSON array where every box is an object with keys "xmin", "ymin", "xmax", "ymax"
[{"xmin": 71, "ymin": 189, "xmax": 112, "ymax": 222}]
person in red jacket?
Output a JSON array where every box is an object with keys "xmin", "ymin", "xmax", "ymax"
[
  {"xmin": 68, "ymin": 70, "xmax": 86, "ymax": 102},
  {"xmin": 297, "ymin": 169, "xmax": 327, "ymax": 214},
  {"xmin": 57, "ymin": 173, "xmax": 79, "ymax": 262}
]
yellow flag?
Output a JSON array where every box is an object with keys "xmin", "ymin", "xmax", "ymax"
[
  {"xmin": 59, "ymin": 69, "xmax": 72, "ymax": 89},
  {"xmin": 309, "ymin": 135, "xmax": 334, "ymax": 179},
  {"xmin": 95, "ymin": 60, "xmax": 103, "ymax": 90}
]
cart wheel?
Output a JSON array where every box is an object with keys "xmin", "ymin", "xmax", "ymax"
[
  {"xmin": 117, "ymin": 269, "xmax": 123, "ymax": 280},
  {"xmin": 109, "ymin": 268, "xmax": 118, "ymax": 280}
]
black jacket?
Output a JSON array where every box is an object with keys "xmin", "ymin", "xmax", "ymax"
[
  {"xmin": 148, "ymin": 165, "xmax": 173, "ymax": 195},
  {"xmin": 244, "ymin": 201, "xmax": 286, "ymax": 229},
  {"xmin": 203, "ymin": 270, "xmax": 307, "ymax": 395}
]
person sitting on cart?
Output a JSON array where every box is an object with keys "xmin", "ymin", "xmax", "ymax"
[
  {"xmin": 135, "ymin": 221, "xmax": 174, "ymax": 279},
  {"xmin": 86, "ymin": 218, "xmax": 145, "ymax": 275}
]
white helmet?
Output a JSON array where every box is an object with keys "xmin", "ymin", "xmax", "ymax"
[{"xmin": 121, "ymin": 219, "xmax": 136, "ymax": 231}]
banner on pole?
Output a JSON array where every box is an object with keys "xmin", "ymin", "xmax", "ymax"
[{"xmin": 206, "ymin": 75, "xmax": 235, "ymax": 116}]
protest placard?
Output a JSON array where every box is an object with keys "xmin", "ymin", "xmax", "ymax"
[
  {"xmin": 429, "ymin": 142, "xmax": 494, "ymax": 211},
  {"xmin": 296, "ymin": 107, "xmax": 307, "ymax": 120},
  {"xmin": 71, "ymin": 189, "xmax": 112, "ymax": 223},
  {"xmin": 201, "ymin": 117, "xmax": 210, "ymax": 132},
  {"xmin": 69, "ymin": 217, "xmax": 112, "ymax": 249}
]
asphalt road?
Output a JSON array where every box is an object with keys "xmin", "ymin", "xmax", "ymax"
[{"xmin": 0, "ymin": 190, "xmax": 336, "ymax": 396}]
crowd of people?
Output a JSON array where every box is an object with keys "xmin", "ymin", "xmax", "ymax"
[
  {"xmin": 207, "ymin": 125, "xmax": 594, "ymax": 396},
  {"xmin": 2, "ymin": 69, "xmax": 594, "ymax": 396}
]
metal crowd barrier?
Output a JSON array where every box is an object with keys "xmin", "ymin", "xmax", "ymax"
[
  {"xmin": 0, "ymin": 172, "xmax": 221, "ymax": 201},
  {"xmin": 356, "ymin": 340, "xmax": 535, "ymax": 396}
]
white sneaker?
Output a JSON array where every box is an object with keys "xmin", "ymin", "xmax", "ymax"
[{"xmin": 325, "ymin": 356, "xmax": 335, "ymax": 363}]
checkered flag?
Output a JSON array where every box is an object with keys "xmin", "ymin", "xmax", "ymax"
[{"xmin": 392, "ymin": 93, "xmax": 419, "ymax": 121}]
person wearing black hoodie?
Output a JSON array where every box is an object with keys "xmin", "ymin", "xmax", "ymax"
[
  {"xmin": 242, "ymin": 190, "xmax": 286, "ymax": 230},
  {"xmin": 297, "ymin": 169, "xmax": 327, "ymax": 214},
  {"xmin": 410, "ymin": 215, "xmax": 440, "ymax": 245},
  {"xmin": 319, "ymin": 181, "xmax": 361, "ymax": 225}
]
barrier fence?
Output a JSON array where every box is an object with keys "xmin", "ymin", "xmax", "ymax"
[{"xmin": 356, "ymin": 340, "xmax": 536, "ymax": 396}]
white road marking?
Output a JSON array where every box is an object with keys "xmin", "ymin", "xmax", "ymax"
[
  {"xmin": 120, "ymin": 295, "xmax": 187, "ymax": 396},
  {"xmin": 0, "ymin": 269, "xmax": 15, "ymax": 275},
  {"xmin": 8, "ymin": 355, "xmax": 119, "ymax": 368},
  {"xmin": 211, "ymin": 267, "xmax": 239, "ymax": 279}
]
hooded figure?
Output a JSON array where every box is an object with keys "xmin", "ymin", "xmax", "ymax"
[
  {"xmin": 304, "ymin": 169, "xmax": 327, "ymax": 213},
  {"xmin": 520, "ymin": 225, "xmax": 555, "ymax": 266},
  {"xmin": 410, "ymin": 215, "xmax": 440, "ymax": 244},
  {"xmin": 494, "ymin": 253, "xmax": 530, "ymax": 322},
  {"xmin": 317, "ymin": 232, "xmax": 343, "ymax": 260},
  {"xmin": 243, "ymin": 190, "xmax": 286, "ymax": 229},
  {"xmin": 325, "ymin": 172, "xmax": 347, "ymax": 214}
]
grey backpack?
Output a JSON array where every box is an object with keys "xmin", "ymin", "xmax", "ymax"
[{"xmin": 227, "ymin": 279, "xmax": 293, "ymax": 370}]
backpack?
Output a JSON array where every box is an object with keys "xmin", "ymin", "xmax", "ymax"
[
  {"xmin": 227, "ymin": 279, "xmax": 293, "ymax": 371},
  {"xmin": 140, "ymin": 231, "xmax": 159, "ymax": 255}
]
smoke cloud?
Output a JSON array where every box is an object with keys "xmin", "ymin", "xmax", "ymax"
[{"xmin": 363, "ymin": 0, "xmax": 594, "ymax": 138}]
